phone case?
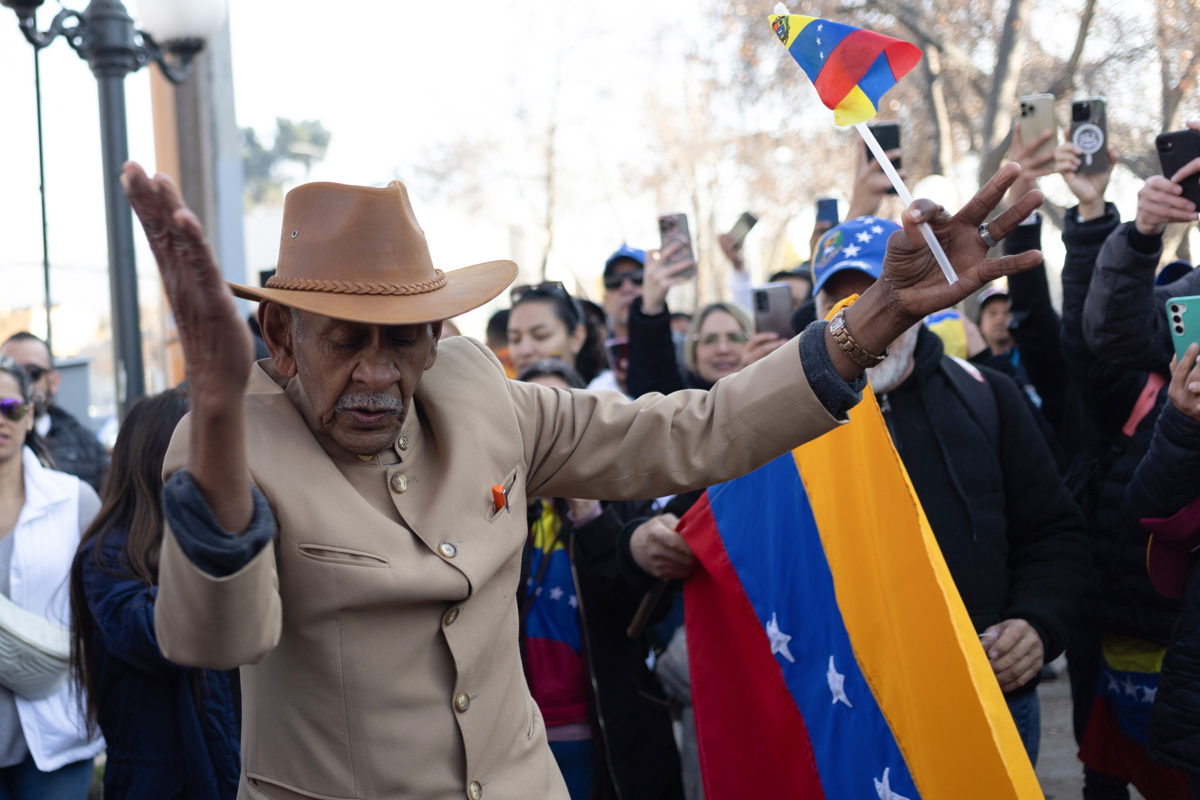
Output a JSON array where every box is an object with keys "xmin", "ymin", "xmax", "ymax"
[
  {"xmin": 817, "ymin": 198, "xmax": 840, "ymax": 226},
  {"xmin": 754, "ymin": 284, "xmax": 794, "ymax": 339},
  {"xmin": 659, "ymin": 213, "xmax": 696, "ymax": 278},
  {"xmin": 866, "ymin": 123, "xmax": 900, "ymax": 195},
  {"xmin": 1070, "ymin": 98, "xmax": 1108, "ymax": 175},
  {"xmin": 1157, "ymin": 130, "xmax": 1200, "ymax": 207},
  {"xmin": 1168, "ymin": 296, "xmax": 1200, "ymax": 364},
  {"xmin": 1018, "ymin": 94, "xmax": 1057, "ymax": 160}
]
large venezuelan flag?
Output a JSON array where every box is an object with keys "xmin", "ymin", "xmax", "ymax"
[
  {"xmin": 769, "ymin": 11, "xmax": 922, "ymax": 126},
  {"xmin": 681, "ymin": 364, "xmax": 1043, "ymax": 799}
]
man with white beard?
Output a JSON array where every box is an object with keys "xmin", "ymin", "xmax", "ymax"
[{"xmin": 811, "ymin": 216, "xmax": 1087, "ymax": 768}]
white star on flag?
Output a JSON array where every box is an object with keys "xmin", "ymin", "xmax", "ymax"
[
  {"xmin": 875, "ymin": 768, "xmax": 910, "ymax": 800},
  {"xmin": 568, "ymin": 595, "xmax": 578, "ymax": 609},
  {"xmin": 827, "ymin": 656, "xmax": 853, "ymax": 707},
  {"xmin": 535, "ymin": 587, "xmax": 543, "ymax": 597},
  {"xmin": 765, "ymin": 613, "xmax": 795, "ymax": 663},
  {"xmin": 818, "ymin": 51, "xmax": 824, "ymax": 60},
  {"xmin": 818, "ymin": 23, "xmax": 823, "ymax": 30},
  {"xmin": 1123, "ymin": 677, "xmax": 1140, "ymax": 698},
  {"xmin": 549, "ymin": 586, "xmax": 564, "ymax": 601},
  {"xmin": 1107, "ymin": 674, "xmax": 1121, "ymax": 694},
  {"xmin": 856, "ymin": 231, "xmax": 874, "ymax": 243},
  {"xmin": 816, "ymin": 37, "xmax": 821, "ymax": 45},
  {"xmin": 842, "ymin": 244, "xmax": 861, "ymax": 258},
  {"xmin": 1142, "ymin": 685, "xmax": 1157, "ymax": 703},
  {"xmin": 871, "ymin": 225, "xmax": 884, "ymax": 234}
]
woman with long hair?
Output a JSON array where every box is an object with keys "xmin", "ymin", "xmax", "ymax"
[
  {"xmin": 506, "ymin": 283, "xmax": 606, "ymax": 385},
  {"xmin": 70, "ymin": 388, "xmax": 239, "ymax": 800},
  {"xmin": 0, "ymin": 356, "xmax": 103, "ymax": 798}
]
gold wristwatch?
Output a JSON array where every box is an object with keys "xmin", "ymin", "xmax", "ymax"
[{"xmin": 829, "ymin": 309, "xmax": 889, "ymax": 368}]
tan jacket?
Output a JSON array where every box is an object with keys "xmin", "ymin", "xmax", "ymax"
[{"xmin": 155, "ymin": 335, "xmax": 841, "ymax": 800}]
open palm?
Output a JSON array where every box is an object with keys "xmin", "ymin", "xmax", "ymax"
[{"xmin": 121, "ymin": 163, "xmax": 253, "ymax": 400}]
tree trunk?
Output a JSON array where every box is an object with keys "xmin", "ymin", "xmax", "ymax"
[
  {"xmin": 978, "ymin": 0, "xmax": 1034, "ymax": 186},
  {"xmin": 923, "ymin": 47, "xmax": 954, "ymax": 176},
  {"xmin": 1048, "ymin": 0, "xmax": 1097, "ymax": 99}
]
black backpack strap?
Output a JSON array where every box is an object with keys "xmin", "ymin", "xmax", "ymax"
[{"xmin": 939, "ymin": 355, "xmax": 1002, "ymax": 453}]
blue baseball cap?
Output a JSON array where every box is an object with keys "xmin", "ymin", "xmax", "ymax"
[
  {"xmin": 811, "ymin": 216, "xmax": 899, "ymax": 296},
  {"xmin": 605, "ymin": 244, "xmax": 646, "ymax": 276}
]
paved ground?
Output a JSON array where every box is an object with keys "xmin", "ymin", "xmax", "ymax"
[{"xmin": 1037, "ymin": 672, "xmax": 1146, "ymax": 800}]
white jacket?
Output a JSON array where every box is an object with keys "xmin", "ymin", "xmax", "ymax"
[{"xmin": 10, "ymin": 447, "xmax": 104, "ymax": 770}]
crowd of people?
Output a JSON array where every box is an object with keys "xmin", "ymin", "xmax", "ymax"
[{"xmin": 0, "ymin": 116, "xmax": 1200, "ymax": 800}]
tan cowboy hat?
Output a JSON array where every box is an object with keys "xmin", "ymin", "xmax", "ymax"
[{"xmin": 230, "ymin": 180, "xmax": 517, "ymax": 325}]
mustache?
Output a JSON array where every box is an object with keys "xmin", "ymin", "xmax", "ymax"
[{"xmin": 334, "ymin": 392, "xmax": 404, "ymax": 417}]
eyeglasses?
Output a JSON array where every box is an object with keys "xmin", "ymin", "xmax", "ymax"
[
  {"xmin": 22, "ymin": 364, "xmax": 48, "ymax": 382},
  {"xmin": 694, "ymin": 331, "xmax": 749, "ymax": 347},
  {"xmin": 511, "ymin": 281, "xmax": 569, "ymax": 304},
  {"xmin": 0, "ymin": 399, "xmax": 29, "ymax": 423},
  {"xmin": 603, "ymin": 270, "xmax": 644, "ymax": 291}
]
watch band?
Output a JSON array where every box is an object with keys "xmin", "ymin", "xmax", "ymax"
[{"xmin": 829, "ymin": 309, "xmax": 889, "ymax": 369}]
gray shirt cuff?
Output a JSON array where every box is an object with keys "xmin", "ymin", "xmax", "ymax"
[
  {"xmin": 798, "ymin": 320, "xmax": 866, "ymax": 419},
  {"xmin": 162, "ymin": 470, "xmax": 276, "ymax": 577}
]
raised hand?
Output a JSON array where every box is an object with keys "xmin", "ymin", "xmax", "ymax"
[
  {"xmin": 641, "ymin": 242, "xmax": 696, "ymax": 316},
  {"xmin": 1169, "ymin": 344, "xmax": 1200, "ymax": 423},
  {"xmin": 830, "ymin": 163, "xmax": 1043, "ymax": 375},
  {"xmin": 1004, "ymin": 125, "xmax": 1055, "ymax": 205},
  {"xmin": 122, "ymin": 163, "xmax": 253, "ymax": 402},
  {"xmin": 121, "ymin": 161, "xmax": 254, "ymax": 533},
  {"xmin": 1055, "ymin": 142, "xmax": 1117, "ymax": 221},
  {"xmin": 847, "ymin": 143, "xmax": 905, "ymax": 221}
]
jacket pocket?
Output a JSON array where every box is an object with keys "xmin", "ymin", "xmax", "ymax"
[
  {"xmin": 296, "ymin": 544, "xmax": 389, "ymax": 568},
  {"xmin": 247, "ymin": 773, "xmax": 362, "ymax": 800},
  {"xmin": 484, "ymin": 467, "xmax": 521, "ymax": 524}
]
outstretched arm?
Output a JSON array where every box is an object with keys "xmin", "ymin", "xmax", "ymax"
[{"xmin": 121, "ymin": 164, "xmax": 254, "ymax": 534}]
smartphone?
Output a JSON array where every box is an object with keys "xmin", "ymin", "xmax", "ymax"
[
  {"xmin": 1157, "ymin": 129, "xmax": 1200, "ymax": 207},
  {"xmin": 816, "ymin": 198, "xmax": 839, "ymax": 227},
  {"xmin": 727, "ymin": 212, "xmax": 758, "ymax": 247},
  {"xmin": 1168, "ymin": 296, "xmax": 1200, "ymax": 364},
  {"xmin": 866, "ymin": 122, "xmax": 901, "ymax": 195},
  {"xmin": 1017, "ymin": 94, "xmax": 1057, "ymax": 161},
  {"xmin": 658, "ymin": 213, "xmax": 697, "ymax": 279},
  {"xmin": 604, "ymin": 337, "xmax": 628, "ymax": 373},
  {"xmin": 753, "ymin": 283, "xmax": 794, "ymax": 339},
  {"xmin": 1070, "ymin": 98, "xmax": 1108, "ymax": 174}
]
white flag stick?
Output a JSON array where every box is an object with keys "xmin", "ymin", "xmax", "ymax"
[{"xmin": 854, "ymin": 122, "xmax": 958, "ymax": 285}]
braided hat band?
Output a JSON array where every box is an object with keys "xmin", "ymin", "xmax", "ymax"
[{"xmin": 265, "ymin": 270, "xmax": 447, "ymax": 297}]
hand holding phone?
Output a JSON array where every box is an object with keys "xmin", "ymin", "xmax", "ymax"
[
  {"xmin": 641, "ymin": 242, "xmax": 696, "ymax": 316},
  {"xmin": 1017, "ymin": 95, "xmax": 1057, "ymax": 161},
  {"xmin": 1141, "ymin": 130, "xmax": 1200, "ymax": 235},
  {"xmin": 718, "ymin": 212, "xmax": 757, "ymax": 270},
  {"xmin": 1070, "ymin": 98, "xmax": 1108, "ymax": 174},
  {"xmin": 847, "ymin": 141, "xmax": 903, "ymax": 219},
  {"xmin": 658, "ymin": 214, "xmax": 697, "ymax": 279},
  {"xmin": 1168, "ymin": 340, "xmax": 1200, "ymax": 423},
  {"xmin": 866, "ymin": 123, "xmax": 901, "ymax": 195}
]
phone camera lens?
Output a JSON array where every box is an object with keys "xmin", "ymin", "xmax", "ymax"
[
  {"xmin": 1177, "ymin": 324, "xmax": 1186, "ymax": 334},
  {"xmin": 1174, "ymin": 314, "xmax": 1183, "ymax": 324},
  {"xmin": 1172, "ymin": 304, "xmax": 1181, "ymax": 313}
]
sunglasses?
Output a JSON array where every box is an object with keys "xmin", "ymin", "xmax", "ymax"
[
  {"xmin": 694, "ymin": 332, "xmax": 749, "ymax": 347},
  {"xmin": 0, "ymin": 399, "xmax": 29, "ymax": 423},
  {"xmin": 603, "ymin": 270, "xmax": 644, "ymax": 291},
  {"xmin": 511, "ymin": 281, "xmax": 569, "ymax": 304},
  {"xmin": 22, "ymin": 364, "xmax": 48, "ymax": 382}
]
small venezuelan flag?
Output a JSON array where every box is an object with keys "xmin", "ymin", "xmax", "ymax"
[{"xmin": 769, "ymin": 8, "xmax": 922, "ymax": 126}]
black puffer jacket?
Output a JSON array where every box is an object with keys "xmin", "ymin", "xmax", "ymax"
[
  {"xmin": 1125, "ymin": 404, "xmax": 1200, "ymax": 773},
  {"xmin": 877, "ymin": 327, "xmax": 1089, "ymax": 694},
  {"xmin": 45, "ymin": 405, "xmax": 109, "ymax": 492},
  {"xmin": 518, "ymin": 499, "xmax": 682, "ymax": 800},
  {"xmin": 1062, "ymin": 208, "xmax": 1181, "ymax": 644},
  {"xmin": 1084, "ymin": 222, "xmax": 1200, "ymax": 373}
]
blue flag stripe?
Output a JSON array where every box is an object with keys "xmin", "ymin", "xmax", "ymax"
[
  {"xmin": 788, "ymin": 18, "xmax": 856, "ymax": 83},
  {"xmin": 856, "ymin": 50, "xmax": 898, "ymax": 107},
  {"xmin": 708, "ymin": 456, "xmax": 920, "ymax": 800}
]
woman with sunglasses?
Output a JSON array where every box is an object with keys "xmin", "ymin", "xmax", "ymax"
[
  {"xmin": 0, "ymin": 357, "xmax": 104, "ymax": 798},
  {"xmin": 507, "ymin": 283, "xmax": 605, "ymax": 385}
]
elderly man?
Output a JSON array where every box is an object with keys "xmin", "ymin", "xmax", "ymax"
[{"xmin": 123, "ymin": 160, "xmax": 1042, "ymax": 800}]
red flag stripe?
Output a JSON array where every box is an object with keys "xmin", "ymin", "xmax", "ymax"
[
  {"xmin": 812, "ymin": 29, "xmax": 894, "ymax": 110},
  {"xmin": 681, "ymin": 492, "xmax": 827, "ymax": 799}
]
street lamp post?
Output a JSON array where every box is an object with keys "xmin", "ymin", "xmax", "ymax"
[{"xmin": 2, "ymin": 0, "xmax": 226, "ymax": 418}]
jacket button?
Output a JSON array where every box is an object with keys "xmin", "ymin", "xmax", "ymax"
[
  {"xmin": 438, "ymin": 541, "xmax": 458, "ymax": 558},
  {"xmin": 391, "ymin": 474, "xmax": 408, "ymax": 493},
  {"xmin": 468, "ymin": 780, "xmax": 483, "ymax": 799},
  {"xmin": 444, "ymin": 607, "xmax": 460, "ymax": 626},
  {"xmin": 454, "ymin": 692, "xmax": 471, "ymax": 712},
  {"xmin": 398, "ymin": 434, "xmax": 409, "ymax": 451}
]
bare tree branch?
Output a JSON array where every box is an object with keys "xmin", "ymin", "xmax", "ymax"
[
  {"xmin": 979, "ymin": 0, "xmax": 1033, "ymax": 185},
  {"xmin": 856, "ymin": 0, "xmax": 990, "ymax": 97},
  {"xmin": 1047, "ymin": 0, "xmax": 1097, "ymax": 98}
]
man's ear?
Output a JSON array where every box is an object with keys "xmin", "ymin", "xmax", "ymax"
[
  {"xmin": 259, "ymin": 302, "xmax": 299, "ymax": 378},
  {"xmin": 48, "ymin": 370, "xmax": 61, "ymax": 396},
  {"xmin": 425, "ymin": 322, "xmax": 442, "ymax": 371}
]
